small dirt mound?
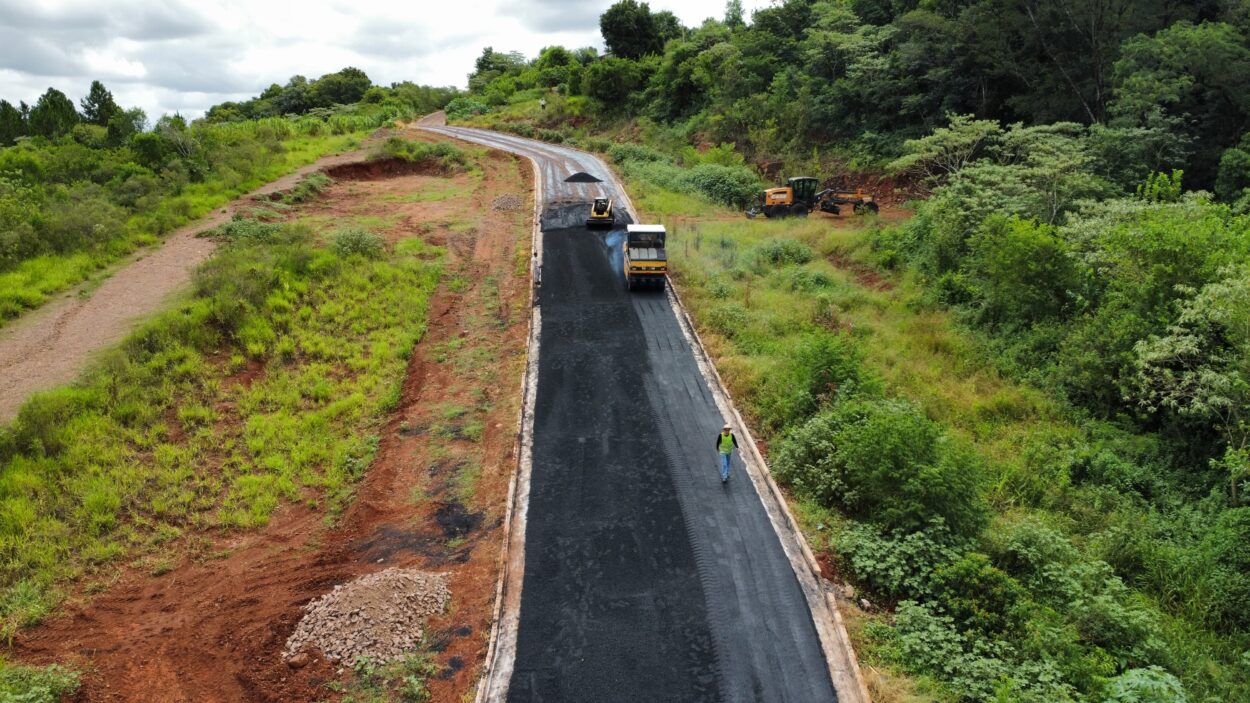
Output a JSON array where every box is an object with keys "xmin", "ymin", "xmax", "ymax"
[
  {"xmin": 283, "ymin": 569, "xmax": 450, "ymax": 664},
  {"xmin": 326, "ymin": 157, "xmax": 444, "ymax": 181},
  {"xmin": 564, "ymin": 172, "xmax": 602, "ymax": 183},
  {"xmin": 492, "ymin": 193, "xmax": 524, "ymax": 211}
]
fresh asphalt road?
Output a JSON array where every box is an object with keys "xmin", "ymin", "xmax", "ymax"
[{"xmin": 423, "ymin": 124, "xmax": 837, "ymax": 703}]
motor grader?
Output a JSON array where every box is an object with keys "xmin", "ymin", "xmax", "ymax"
[{"xmin": 746, "ymin": 176, "xmax": 879, "ymax": 218}]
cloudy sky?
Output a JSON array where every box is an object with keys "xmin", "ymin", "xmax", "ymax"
[{"xmin": 0, "ymin": 0, "xmax": 773, "ymax": 121}]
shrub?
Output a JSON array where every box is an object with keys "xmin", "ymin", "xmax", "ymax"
[
  {"xmin": 607, "ymin": 142, "xmax": 672, "ymax": 165},
  {"xmin": 986, "ymin": 519, "xmax": 1167, "ymax": 667},
  {"xmin": 683, "ymin": 164, "xmax": 761, "ymax": 208},
  {"xmin": 773, "ymin": 398, "xmax": 989, "ymax": 537},
  {"xmin": 443, "ymin": 96, "xmax": 489, "ymax": 121},
  {"xmin": 372, "ymin": 138, "xmax": 467, "ymax": 170},
  {"xmin": 886, "ymin": 600, "xmax": 1079, "ymax": 702},
  {"xmin": 753, "ymin": 331, "xmax": 864, "ymax": 432},
  {"xmin": 283, "ymin": 172, "xmax": 333, "ymax": 204},
  {"xmin": 0, "ymin": 662, "xmax": 80, "ymax": 703},
  {"xmin": 1195, "ymin": 507, "xmax": 1250, "ymax": 632},
  {"xmin": 755, "ymin": 238, "xmax": 813, "ymax": 267},
  {"xmin": 931, "ymin": 552, "xmax": 1026, "ymax": 636},
  {"xmin": 1104, "ymin": 667, "xmax": 1188, "ymax": 703},
  {"xmin": 214, "ymin": 217, "xmax": 287, "ymax": 244},
  {"xmin": 834, "ymin": 518, "xmax": 967, "ymax": 600},
  {"xmin": 332, "ymin": 228, "xmax": 385, "ymax": 259}
]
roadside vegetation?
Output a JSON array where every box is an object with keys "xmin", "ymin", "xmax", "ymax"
[
  {"xmin": 0, "ymin": 175, "xmax": 444, "ymax": 697},
  {"xmin": 446, "ymin": 1, "xmax": 1250, "ymax": 699},
  {"xmin": 0, "ymin": 70, "xmax": 458, "ymax": 323}
]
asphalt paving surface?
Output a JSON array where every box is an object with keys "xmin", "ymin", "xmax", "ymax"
[{"xmin": 424, "ymin": 124, "xmax": 837, "ymax": 703}]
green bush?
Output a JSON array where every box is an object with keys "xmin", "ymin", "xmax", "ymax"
[
  {"xmin": 931, "ymin": 552, "xmax": 1026, "ymax": 637},
  {"xmin": 773, "ymin": 398, "xmax": 989, "ymax": 537},
  {"xmin": 1104, "ymin": 667, "xmax": 1188, "ymax": 703},
  {"xmin": 986, "ymin": 519, "xmax": 1167, "ymax": 668},
  {"xmin": 0, "ymin": 662, "xmax": 80, "ymax": 703},
  {"xmin": 372, "ymin": 138, "xmax": 467, "ymax": 170},
  {"xmin": 753, "ymin": 331, "xmax": 864, "ymax": 432},
  {"xmin": 607, "ymin": 142, "xmax": 672, "ymax": 165},
  {"xmin": 755, "ymin": 238, "xmax": 813, "ymax": 267},
  {"xmin": 444, "ymin": 96, "xmax": 489, "ymax": 121},
  {"xmin": 283, "ymin": 172, "xmax": 333, "ymax": 204},
  {"xmin": 834, "ymin": 519, "xmax": 967, "ymax": 600},
  {"xmin": 332, "ymin": 228, "xmax": 385, "ymax": 259}
]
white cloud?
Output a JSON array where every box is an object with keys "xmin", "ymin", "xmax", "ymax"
[{"xmin": 0, "ymin": 0, "xmax": 773, "ymax": 119}]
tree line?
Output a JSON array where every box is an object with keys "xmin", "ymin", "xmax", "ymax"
[{"xmin": 465, "ymin": 0, "xmax": 1250, "ymax": 192}]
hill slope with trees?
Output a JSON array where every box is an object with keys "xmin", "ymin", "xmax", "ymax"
[{"xmin": 447, "ymin": 1, "xmax": 1250, "ymax": 700}]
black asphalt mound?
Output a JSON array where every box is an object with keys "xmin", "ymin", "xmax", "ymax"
[{"xmin": 564, "ymin": 171, "xmax": 603, "ymax": 183}]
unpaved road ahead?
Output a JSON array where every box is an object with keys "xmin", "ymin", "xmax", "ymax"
[
  {"xmin": 0, "ymin": 145, "xmax": 374, "ymax": 425},
  {"xmin": 423, "ymin": 119, "xmax": 854, "ymax": 702}
]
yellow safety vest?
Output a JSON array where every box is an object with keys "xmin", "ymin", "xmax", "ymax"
[{"xmin": 719, "ymin": 433, "xmax": 735, "ymax": 454}]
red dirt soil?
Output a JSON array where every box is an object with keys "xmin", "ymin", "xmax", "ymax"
[{"xmin": 12, "ymin": 134, "xmax": 533, "ymax": 703}]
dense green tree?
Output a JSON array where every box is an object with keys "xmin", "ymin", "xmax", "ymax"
[
  {"xmin": 106, "ymin": 107, "xmax": 146, "ymax": 145},
  {"xmin": 79, "ymin": 80, "xmax": 120, "ymax": 127},
  {"xmin": 308, "ymin": 67, "xmax": 372, "ymax": 107},
  {"xmin": 601, "ymin": 0, "xmax": 664, "ymax": 59},
  {"xmin": 27, "ymin": 88, "xmax": 79, "ymax": 139},
  {"xmin": 584, "ymin": 57, "xmax": 644, "ymax": 106},
  {"xmin": 0, "ymin": 100, "xmax": 25, "ymax": 146},
  {"xmin": 1110, "ymin": 21, "xmax": 1250, "ymax": 188},
  {"xmin": 725, "ymin": 0, "xmax": 745, "ymax": 28}
]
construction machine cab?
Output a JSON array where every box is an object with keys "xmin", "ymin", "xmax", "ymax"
[
  {"xmin": 592, "ymin": 197, "xmax": 610, "ymax": 215},
  {"xmin": 788, "ymin": 177, "xmax": 819, "ymax": 205}
]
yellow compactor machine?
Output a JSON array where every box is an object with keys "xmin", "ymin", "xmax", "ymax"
[{"xmin": 624, "ymin": 224, "xmax": 667, "ymax": 291}]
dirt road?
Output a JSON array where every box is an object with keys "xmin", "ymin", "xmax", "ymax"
[
  {"xmin": 422, "ymin": 119, "xmax": 861, "ymax": 702},
  {"xmin": 0, "ymin": 144, "xmax": 375, "ymax": 425}
]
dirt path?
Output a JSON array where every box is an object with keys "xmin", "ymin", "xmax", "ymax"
[
  {"xmin": 0, "ymin": 136, "xmax": 387, "ymax": 426},
  {"xmin": 13, "ymin": 137, "xmax": 533, "ymax": 702}
]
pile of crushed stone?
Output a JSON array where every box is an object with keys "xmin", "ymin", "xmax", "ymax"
[
  {"xmin": 492, "ymin": 193, "xmax": 525, "ymax": 211},
  {"xmin": 283, "ymin": 569, "xmax": 450, "ymax": 664}
]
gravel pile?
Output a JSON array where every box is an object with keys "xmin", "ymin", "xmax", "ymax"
[
  {"xmin": 284, "ymin": 569, "xmax": 450, "ymax": 664},
  {"xmin": 492, "ymin": 193, "xmax": 525, "ymax": 211}
]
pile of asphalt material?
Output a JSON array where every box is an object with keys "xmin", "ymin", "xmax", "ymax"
[
  {"xmin": 283, "ymin": 569, "xmax": 450, "ymax": 664},
  {"xmin": 565, "ymin": 172, "xmax": 602, "ymax": 183}
]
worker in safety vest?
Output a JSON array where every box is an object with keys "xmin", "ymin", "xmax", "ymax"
[{"xmin": 716, "ymin": 423, "xmax": 739, "ymax": 483}]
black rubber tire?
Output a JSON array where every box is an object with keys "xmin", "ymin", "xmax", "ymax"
[
  {"xmin": 792, "ymin": 205, "xmax": 809, "ymax": 217},
  {"xmin": 868, "ymin": 202, "xmax": 880, "ymax": 213}
]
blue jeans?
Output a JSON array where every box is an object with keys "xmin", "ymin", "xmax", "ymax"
[{"xmin": 719, "ymin": 452, "xmax": 731, "ymax": 480}]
